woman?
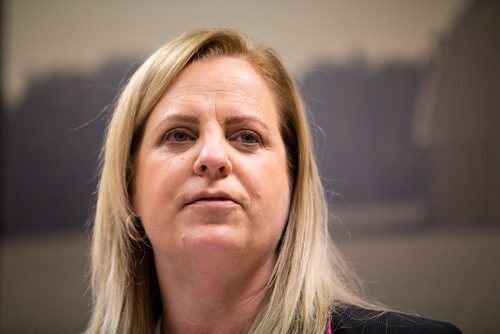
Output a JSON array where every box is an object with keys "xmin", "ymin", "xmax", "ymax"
[{"xmin": 87, "ymin": 29, "xmax": 461, "ymax": 333}]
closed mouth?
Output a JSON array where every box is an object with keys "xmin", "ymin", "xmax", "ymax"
[
  {"xmin": 195, "ymin": 197, "xmax": 231, "ymax": 201},
  {"xmin": 185, "ymin": 192, "xmax": 239, "ymax": 207}
]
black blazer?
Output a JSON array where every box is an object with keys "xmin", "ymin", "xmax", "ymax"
[{"xmin": 331, "ymin": 305, "xmax": 462, "ymax": 334}]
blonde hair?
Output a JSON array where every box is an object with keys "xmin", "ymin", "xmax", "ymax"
[{"xmin": 87, "ymin": 29, "xmax": 368, "ymax": 334}]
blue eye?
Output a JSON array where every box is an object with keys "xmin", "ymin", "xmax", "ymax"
[
  {"xmin": 164, "ymin": 129, "xmax": 194, "ymax": 143},
  {"xmin": 231, "ymin": 130, "xmax": 262, "ymax": 148},
  {"xmin": 240, "ymin": 132, "xmax": 259, "ymax": 144}
]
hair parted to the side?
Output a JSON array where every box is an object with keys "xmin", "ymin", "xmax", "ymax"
[{"xmin": 87, "ymin": 28, "xmax": 370, "ymax": 334}]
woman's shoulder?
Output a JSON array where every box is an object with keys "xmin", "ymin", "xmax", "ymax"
[{"xmin": 330, "ymin": 304, "xmax": 462, "ymax": 334}]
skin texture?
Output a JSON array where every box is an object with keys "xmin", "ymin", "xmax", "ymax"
[{"xmin": 133, "ymin": 56, "xmax": 291, "ymax": 333}]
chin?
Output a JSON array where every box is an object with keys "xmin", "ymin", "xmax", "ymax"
[{"xmin": 181, "ymin": 224, "xmax": 246, "ymax": 254}]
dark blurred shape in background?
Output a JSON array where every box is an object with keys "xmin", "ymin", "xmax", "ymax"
[
  {"xmin": 416, "ymin": 0, "xmax": 500, "ymax": 227},
  {"xmin": 302, "ymin": 61, "xmax": 428, "ymax": 232},
  {"xmin": 303, "ymin": 61, "xmax": 424, "ymax": 203},
  {"xmin": 1, "ymin": 0, "xmax": 499, "ymax": 333},
  {"xmin": 3, "ymin": 60, "xmax": 137, "ymax": 234}
]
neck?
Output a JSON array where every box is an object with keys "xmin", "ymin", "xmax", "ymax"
[{"xmin": 155, "ymin": 251, "xmax": 276, "ymax": 334}]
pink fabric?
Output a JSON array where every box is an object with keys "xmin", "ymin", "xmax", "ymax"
[{"xmin": 326, "ymin": 312, "xmax": 333, "ymax": 334}]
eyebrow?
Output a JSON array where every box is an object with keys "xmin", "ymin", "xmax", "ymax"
[
  {"xmin": 151, "ymin": 114, "xmax": 199, "ymax": 134},
  {"xmin": 152, "ymin": 113, "xmax": 270, "ymax": 132},
  {"xmin": 224, "ymin": 115, "xmax": 270, "ymax": 132}
]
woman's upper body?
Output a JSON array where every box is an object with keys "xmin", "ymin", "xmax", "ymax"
[
  {"xmin": 134, "ymin": 50, "xmax": 292, "ymax": 334},
  {"xmin": 86, "ymin": 29, "xmax": 462, "ymax": 334},
  {"xmin": 330, "ymin": 305, "xmax": 461, "ymax": 334},
  {"xmin": 152, "ymin": 305, "xmax": 463, "ymax": 334}
]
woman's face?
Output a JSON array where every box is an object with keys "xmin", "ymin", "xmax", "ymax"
[{"xmin": 133, "ymin": 56, "xmax": 291, "ymax": 270}]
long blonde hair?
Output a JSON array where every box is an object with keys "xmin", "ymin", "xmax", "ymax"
[{"xmin": 87, "ymin": 28, "xmax": 367, "ymax": 334}]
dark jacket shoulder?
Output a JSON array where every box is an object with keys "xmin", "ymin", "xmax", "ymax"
[{"xmin": 331, "ymin": 304, "xmax": 462, "ymax": 334}]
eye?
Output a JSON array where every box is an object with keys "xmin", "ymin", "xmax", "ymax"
[
  {"xmin": 164, "ymin": 129, "xmax": 195, "ymax": 143},
  {"xmin": 231, "ymin": 130, "xmax": 262, "ymax": 147},
  {"xmin": 240, "ymin": 132, "xmax": 259, "ymax": 144}
]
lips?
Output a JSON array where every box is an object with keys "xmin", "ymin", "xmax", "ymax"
[{"xmin": 184, "ymin": 191, "xmax": 240, "ymax": 207}]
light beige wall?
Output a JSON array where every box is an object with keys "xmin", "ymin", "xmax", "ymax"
[{"xmin": 3, "ymin": 0, "xmax": 468, "ymax": 106}]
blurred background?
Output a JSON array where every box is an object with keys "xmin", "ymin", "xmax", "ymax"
[{"xmin": 1, "ymin": 0, "xmax": 499, "ymax": 333}]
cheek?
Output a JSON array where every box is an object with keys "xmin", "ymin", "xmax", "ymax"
[
  {"xmin": 260, "ymin": 172, "xmax": 291, "ymax": 247},
  {"xmin": 267, "ymin": 151, "xmax": 291, "ymax": 197},
  {"xmin": 248, "ymin": 153, "xmax": 291, "ymax": 225},
  {"xmin": 133, "ymin": 157, "xmax": 181, "ymax": 218}
]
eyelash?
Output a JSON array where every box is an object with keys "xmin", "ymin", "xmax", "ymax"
[
  {"xmin": 231, "ymin": 130, "xmax": 262, "ymax": 146},
  {"xmin": 162, "ymin": 129, "xmax": 262, "ymax": 148},
  {"xmin": 163, "ymin": 129, "xmax": 195, "ymax": 143}
]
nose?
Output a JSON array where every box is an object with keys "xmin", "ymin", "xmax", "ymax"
[{"xmin": 193, "ymin": 135, "xmax": 232, "ymax": 178}]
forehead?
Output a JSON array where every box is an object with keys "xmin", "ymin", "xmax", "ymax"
[
  {"xmin": 171, "ymin": 56, "xmax": 267, "ymax": 94},
  {"xmin": 150, "ymin": 56, "xmax": 278, "ymax": 120}
]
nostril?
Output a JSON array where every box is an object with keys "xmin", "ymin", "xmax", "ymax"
[{"xmin": 194, "ymin": 153, "xmax": 231, "ymax": 177}]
